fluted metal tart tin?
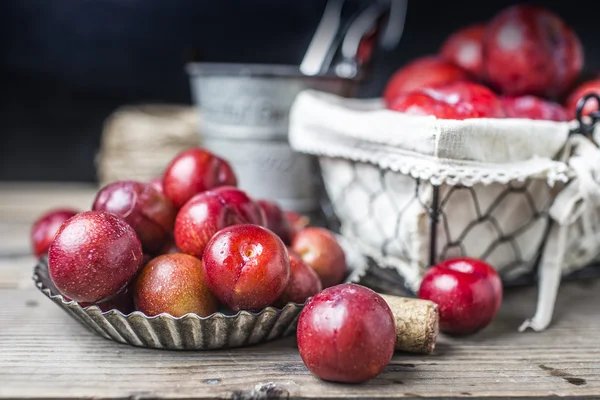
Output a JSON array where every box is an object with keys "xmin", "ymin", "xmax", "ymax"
[
  {"xmin": 32, "ymin": 235, "xmax": 368, "ymax": 350},
  {"xmin": 33, "ymin": 258, "xmax": 304, "ymax": 350}
]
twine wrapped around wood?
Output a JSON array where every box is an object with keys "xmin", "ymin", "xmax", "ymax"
[{"xmin": 96, "ymin": 104, "xmax": 201, "ymax": 187}]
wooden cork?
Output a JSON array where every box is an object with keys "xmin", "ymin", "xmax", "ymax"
[{"xmin": 380, "ymin": 294, "xmax": 439, "ymax": 354}]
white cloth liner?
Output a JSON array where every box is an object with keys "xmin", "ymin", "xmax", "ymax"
[{"xmin": 289, "ymin": 90, "xmax": 600, "ymax": 332}]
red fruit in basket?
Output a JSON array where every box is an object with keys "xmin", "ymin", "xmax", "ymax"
[
  {"xmin": 418, "ymin": 257, "xmax": 502, "ymax": 335},
  {"xmin": 31, "ymin": 208, "xmax": 79, "ymax": 257},
  {"xmin": 483, "ymin": 5, "xmax": 583, "ymax": 97},
  {"xmin": 258, "ymin": 199, "xmax": 294, "ymax": 245},
  {"xmin": 202, "ymin": 224, "xmax": 290, "ymax": 311},
  {"xmin": 566, "ymin": 79, "xmax": 600, "ymax": 119},
  {"xmin": 383, "ymin": 56, "xmax": 470, "ymax": 106},
  {"xmin": 291, "ymin": 227, "xmax": 347, "ymax": 288},
  {"xmin": 501, "ymin": 95, "xmax": 569, "ymax": 121},
  {"xmin": 274, "ymin": 250, "xmax": 322, "ymax": 307},
  {"xmin": 162, "ymin": 148, "xmax": 237, "ymax": 209},
  {"xmin": 441, "ymin": 24, "xmax": 487, "ymax": 79},
  {"xmin": 297, "ymin": 283, "xmax": 396, "ymax": 383},
  {"xmin": 80, "ymin": 286, "xmax": 135, "ymax": 314},
  {"xmin": 174, "ymin": 186, "xmax": 265, "ymax": 258},
  {"xmin": 285, "ymin": 211, "xmax": 310, "ymax": 238},
  {"xmin": 148, "ymin": 177, "xmax": 164, "ymax": 194},
  {"xmin": 92, "ymin": 181, "xmax": 177, "ymax": 254},
  {"xmin": 134, "ymin": 253, "xmax": 218, "ymax": 317},
  {"xmin": 390, "ymin": 81, "xmax": 505, "ymax": 120},
  {"xmin": 48, "ymin": 211, "xmax": 143, "ymax": 303}
]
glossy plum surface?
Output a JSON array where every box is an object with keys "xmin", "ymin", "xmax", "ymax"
[
  {"xmin": 390, "ymin": 81, "xmax": 506, "ymax": 120},
  {"xmin": 291, "ymin": 227, "xmax": 347, "ymax": 288},
  {"xmin": 483, "ymin": 5, "xmax": 583, "ymax": 97},
  {"xmin": 92, "ymin": 181, "xmax": 177, "ymax": 253},
  {"xmin": 31, "ymin": 208, "xmax": 78, "ymax": 257},
  {"xmin": 383, "ymin": 56, "xmax": 469, "ymax": 106},
  {"xmin": 258, "ymin": 199, "xmax": 294, "ymax": 245},
  {"xmin": 174, "ymin": 186, "xmax": 265, "ymax": 258},
  {"xmin": 134, "ymin": 253, "xmax": 218, "ymax": 317},
  {"xmin": 48, "ymin": 211, "xmax": 143, "ymax": 303},
  {"xmin": 202, "ymin": 224, "xmax": 290, "ymax": 311},
  {"xmin": 418, "ymin": 257, "xmax": 502, "ymax": 335},
  {"xmin": 274, "ymin": 250, "xmax": 322, "ymax": 307},
  {"xmin": 501, "ymin": 95, "xmax": 568, "ymax": 121},
  {"xmin": 441, "ymin": 24, "xmax": 487, "ymax": 79},
  {"xmin": 162, "ymin": 148, "xmax": 237, "ymax": 209},
  {"xmin": 297, "ymin": 283, "xmax": 396, "ymax": 383}
]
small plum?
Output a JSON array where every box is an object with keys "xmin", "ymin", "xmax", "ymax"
[
  {"xmin": 258, "ymin": 199, "xmax": 294, "ymax": 245},
  {"xmin": 566, "ymin": 79, "xmax": 600, "ymax": 119},
  {"xmin": 501, "ymin": 95, "xmax": 569, "ymax": 121},
  {"xmin": 389, "ymin": 81, "xmax": 506, "ymax": 120},
  {"xmin": 483, "ymin": 5, "xmax": 583, "ymax": 97},
  {"xmin": 134, "ymin": 253, "xmax": 218, "ymax": 317},
  {"xmin": 48, "ymin": 211, "xmax": 143, "ymax": 303},
  {"xmin": 274, "ymin": 250, "xmax": 322, "ymax": 307},
  {"xmin": 162, "ymin": 148, "xmax": 237, "ymax": 209},
  {"xmin": 31, "ymin": 208, "xmax": 78, "ymax": 257},
  {"xmin": 441, "ymin": 23, "xmax": 487, "ymax": 79},
  {"xmin": 92, "ymin": 181, "xmax": 177, "ymax": 254},
  {"xmin": 174, "ymin": 186, "xmax": 265, "ymax": 258},
  {"xmin": 291, "ymin": 227, "xmax": 347, "ymax": 288},
  {"xmin": 202, "ymin": 224, "xmax": 290, "ymax": 311},
  {"xmin": 297, "ymin": 283, "xmax": 396, "ymax": 383},
  {"xmin": 383, "ymin": 56, "xmax": 470, "ymax": 106},
  {"xmin": 418, "ymin": 257, "xmax": 502, "ymax": 335}
]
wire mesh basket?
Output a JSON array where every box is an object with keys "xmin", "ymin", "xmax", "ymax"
[{"xmin": 289, "ymin": 90, "xmax": 600, "ymax": 332}]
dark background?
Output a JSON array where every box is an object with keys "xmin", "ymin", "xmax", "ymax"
[{"xmin": 1, "ymin": 0, "xmax": 599, "ymax": 182}]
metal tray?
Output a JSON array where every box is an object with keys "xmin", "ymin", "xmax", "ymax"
[{"xmin": 33, "ymin": 258, "xmax": 304, "ymax": 350}]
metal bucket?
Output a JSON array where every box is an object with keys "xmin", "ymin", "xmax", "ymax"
[{"xmin": 186, "ymin": 63, "xmax": 357, "ymax": 219}]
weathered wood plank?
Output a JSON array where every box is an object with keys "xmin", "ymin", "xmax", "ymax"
[
  {"xmin": 0, "ymin": 182, "xmax": 97, "ymax": 224},
  {"xmin": 2, "ymin": 183, "xmax": 600, "ymax": 399},
  {"xmin": 0, "ymin": 279, "xmax": 599, "ymax": 399}
]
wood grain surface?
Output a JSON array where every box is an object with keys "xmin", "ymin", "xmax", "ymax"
[{"xmin": 1, "ymin": 183, "xmax": 600, "ymax": 399}]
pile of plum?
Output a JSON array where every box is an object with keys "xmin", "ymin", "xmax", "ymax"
[
  {"xmin": 384, "ymin": 5, "xmax": 599, "ymax": 121},
  {"xmin": 33, "ymin": 148, "xmax": 348, "ymax": 317}
]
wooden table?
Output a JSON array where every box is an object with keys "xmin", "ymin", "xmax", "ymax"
[{"xmin": 1, "ymin": 183, "xmax": 599, "ymax": 399}]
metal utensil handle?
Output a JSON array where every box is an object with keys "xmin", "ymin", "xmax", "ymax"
[
  {"xmin": 299, "ymin": 0, "xmax": 346, "ymax": 76},
  {"xmin": 340, "ymin": 1, "xmax": 390, "ymax": 61}
]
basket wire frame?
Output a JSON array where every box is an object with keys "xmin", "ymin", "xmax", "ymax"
[{"xmin": 319, "ymin": 94, "xmax": 600, "ymax": 291}]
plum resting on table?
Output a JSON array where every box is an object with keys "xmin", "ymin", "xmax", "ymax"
[
  {"xmin": 202, "ymin": 224, "xmax": 290, "ymax": 312},
  {"xmin": 174, "ymin": 186, "xmax": 266, "ymax": 258},
  {"xmin": 418, "ymin": 257, "xmax": 502, "ymax": 335},
  {"xmin": 92, "ymin": 181, "xmax": 177, "ymax": 254},
  {"xmin": 297, "ymin": 283, "xmax": 396, "ymax": 383},
  {"xmin": 134, "ymin": 253, "xmax": 218, "ymax": 317},
  {"xmin": 162, "ymin": 148, "xmax": 238, "ymax": 209},
  {"xmin": 48, "ymin": 211, "xmax": 143, "ymax": 303},
  {"xmin": 31, "ymin": 208, "xmax": 79, "ymax": 257}
]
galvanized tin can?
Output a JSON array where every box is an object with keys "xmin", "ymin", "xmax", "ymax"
[{"xmin": 186, "ymin": 63, "xmax": 357, "ymax": 217}]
